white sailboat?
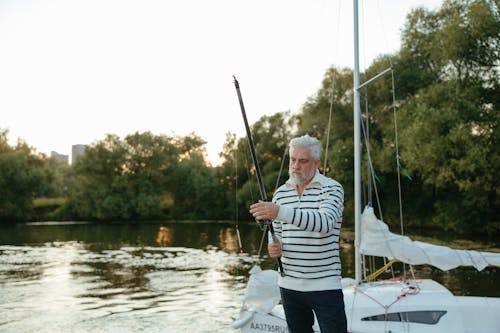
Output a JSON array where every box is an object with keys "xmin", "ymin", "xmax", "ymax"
[{"xmin": 233, "ymin": 1, "xmax": 500, "ymax": 332}]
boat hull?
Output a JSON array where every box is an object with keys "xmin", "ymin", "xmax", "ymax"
[{"xmin": 234, "ymin": 279, "xmax": 500, "ymax": 333}]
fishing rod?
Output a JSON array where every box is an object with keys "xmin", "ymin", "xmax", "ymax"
[{"xmin": 233, "ymin": 75, "xmax": 285, "ymax": 277}]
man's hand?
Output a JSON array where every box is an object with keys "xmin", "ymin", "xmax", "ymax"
[
  {"xmin": 268, "ymin": 238, "xmax": 282, "ymax": 258},
  {"xmin": 249, "ymin": 201, "xmax": 279, "ymax": 221}
]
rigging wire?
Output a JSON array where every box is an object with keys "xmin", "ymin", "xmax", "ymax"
[
  {"xmin": 234, "ymin": 139, "xmax": 260, "ymax": 256},
  {"xmin": 322, "ymin": 0, "xmax": 342, "ymax": 175},
  {"xmin": 323, "ymin": 71, "xmax": 335, "ymax": 175},
  {"xmin": 363, "ymin": 89, "xmax": 372, "ymax": 207},
  {"xmin": 234, "ymin": 146, "xmax": 244, "ymax": 254},
  {"xmin": 257, "ymin": 144, "xmax": 288, "ymax": 259},
  {"xmin": 359, "ymin": 98, "xmax": 384, "ymax": 222},
  {"xmin": 358, "ymin": 65, "xmax": 416, "ymax": 280},
  {"xmin": 359, "ymin": 72, "xmax": 404, "ymax": 278},
  {"xmin": 275, "ymin": 146, "xmax": 288, "ymax": 193},
  {"xmin": 359, "ymin": 0, "xmax": 370, "ymax": 281},
  {"xmin": 391, "ymin": 67, "xmax": 409, "ymax": 279},
  {"xmin": 359, "ymin": 97, "xmax": 391, "ymax": 280},
  {"xmin": 233, "ymin": 139, "xmax": 266, "ymax": 258},
  {"xmin": 391, "ymin": 69, "xmax": 405, "ymax": 237},
  {"xmin": 243, "ymin": 143, "xmax": 257, "ymax": 210},
  {"xmin": 357, "ymin": 0, "xmax": 413, "ymax": 281}
]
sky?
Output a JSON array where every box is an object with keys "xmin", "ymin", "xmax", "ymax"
[{"xmin": 0, "ymin": 0, "xmax": 442, "ymax": 166}]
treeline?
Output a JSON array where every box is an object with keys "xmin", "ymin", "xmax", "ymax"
[
  {"xmin": 0, "ymin": 130, "xmax": 232, "ymax": 222},
  {"xmin": 0, "ymin": 0, "xmax": 498, "ymax": 233}
]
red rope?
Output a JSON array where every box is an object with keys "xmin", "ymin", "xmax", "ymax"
[{"xmin": 355, "ymin": 280, "xmax": 421, "ymax": 310}]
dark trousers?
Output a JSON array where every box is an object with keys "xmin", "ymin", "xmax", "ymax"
[{"xmin": 280, "ymin": 288, "xmax": 347, "ymax": 333}]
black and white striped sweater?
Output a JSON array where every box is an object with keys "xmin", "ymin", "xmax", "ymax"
[{"xmin": 272, "ymin": 170, "xmax": 344, "ymax": 291}]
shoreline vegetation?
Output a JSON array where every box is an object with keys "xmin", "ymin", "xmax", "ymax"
[
  {"xmin": 1, "ymin": 0, "xmax": 498, "ymax": 235},
  {"xmin": 25, "ymin": 198, "xmax": 500, "ymax": 239},
  {"xmin": 12, "ymin": 213, "xmax": 500, "ymax": 249}
]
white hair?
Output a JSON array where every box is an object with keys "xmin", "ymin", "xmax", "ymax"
[{"xmin": 289, "ymin": 134, "xmax": 322, "ymax": 160}]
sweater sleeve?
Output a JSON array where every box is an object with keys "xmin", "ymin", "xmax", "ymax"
[
  {"xmin": 276, "ymin": 182, "xmax": 344, "ymax": 234},
  {"xmin": 271, "ymin": 217, "xmax": 282, "ymax": 240}
]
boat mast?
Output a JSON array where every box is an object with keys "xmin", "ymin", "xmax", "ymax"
[{"xmin": 353, "ymin": 0, "xmax": 362, "ymax": 284}]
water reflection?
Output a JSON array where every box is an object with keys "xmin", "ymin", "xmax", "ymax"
[
  {"xmin": 155, "ymin": 226, "xmax": 171, "ymax": 247},
  {"xmin": 0, "ymin": 221, "xmax": 499, "ymax": 333},
  {"xmin": 219, "ymin": 227, "xmax": 241, "ymax": 253},
  {"xmin": 0, "ymin": 244, "xmax": 253, "ymax": 332}
]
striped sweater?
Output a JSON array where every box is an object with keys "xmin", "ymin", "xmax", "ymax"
[{"xmin": 271, "ymin": 170, "xmax": 344, "ymax": 292}]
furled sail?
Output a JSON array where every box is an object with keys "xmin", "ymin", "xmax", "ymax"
[
  {"xmin": 232, "ymin": 265, "xmax": 281, "ymax": 329},
  {"xmin": 360, "ymin": 206, "xmax": 500, "ymax": 271}
]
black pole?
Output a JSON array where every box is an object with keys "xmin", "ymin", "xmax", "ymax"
[{"xmin": 233, "ymin": 75, "xmax": 285, "ymax": 276}]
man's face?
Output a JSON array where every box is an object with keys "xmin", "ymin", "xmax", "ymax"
[{"xmin": 288, "ymin": 146, "xmax": 319, "ymax": 186}]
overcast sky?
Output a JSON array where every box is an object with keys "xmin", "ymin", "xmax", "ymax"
[{"xmin": 0, "ymin": 0, "xmax": 442, "ymax": 165}]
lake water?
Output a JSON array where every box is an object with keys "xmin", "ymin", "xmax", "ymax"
[{"xmin": 0, "ymin": 221, "xmax": 499, "ymax": 333}]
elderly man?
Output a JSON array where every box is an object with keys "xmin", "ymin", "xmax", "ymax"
[{"xmin": 250, "ymin": 134, "xmax": 347, "ymax": 333}]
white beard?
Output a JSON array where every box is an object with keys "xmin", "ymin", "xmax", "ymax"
[
  {"xmin": 288, "ymin": 168, "xmax": 316, "ymax": 186},
  {"xmin": 288, "ymin": 175, "xmax": 302, "ymax": 186}
]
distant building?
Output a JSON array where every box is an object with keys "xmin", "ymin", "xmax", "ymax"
[
  {"xmin": 71, "ymin": 144, "xmax": 87, "ymax": 164},
  {"xmin": 50, "ymin": 151, "xmax": 69, "ymax": 164}
]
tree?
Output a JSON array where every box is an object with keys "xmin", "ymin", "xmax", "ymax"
[
  {"xmin": 394, "ymin": 0, "xmax": 499, "ymax": 232},
  {"xmin": 66, "ymin": 132, "xmax": 208, "ymax": 221},
  {"xmin": 169, "ymin": 152, "xmax": 225, "ymax": 219},
  {"xmin": 0, "ymin": 129, "xmax": 49, "ymax": 222}
]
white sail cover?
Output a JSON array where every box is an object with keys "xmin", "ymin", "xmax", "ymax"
[
  {"xmin": 241, "ymin": 265, "xmax": 280, "ymax": 313},
  {"xmin": 360, "ymin": 206, "xmax": 500, "ymax": 271},
  {"xmin": 232, "ymin": 265, "xmax": 281, "ymax": 329}
]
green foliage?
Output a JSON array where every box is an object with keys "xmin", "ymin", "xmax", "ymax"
[
  {"xmin": 169, "ymin": 152, "xmax": 225, "ymax": 220},
  {"xmin": 65, "ymin": 132, "xmax": 211, "ymax": 221},
  {"xmin": 390, "ymin": 0, "xmax": 499, "ymax": 232},
  {"xmin": 0, "ymin": 129, "xmax": 52, "ymax": 222},
  {"xmin": 285, "ymin": 0, "xmax": 498, "ymax": 233}
]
